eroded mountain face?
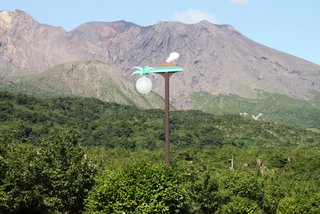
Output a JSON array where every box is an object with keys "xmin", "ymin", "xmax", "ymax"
[{"xmin": 1, "ymin": 10, "xmax": 320, "ymax": 109}]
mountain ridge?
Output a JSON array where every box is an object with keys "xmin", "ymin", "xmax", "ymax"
[{"xmin": 1, "ymin": 10, "xmax": 320, "ymax": 112}]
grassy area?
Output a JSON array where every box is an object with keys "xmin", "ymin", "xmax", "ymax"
[{"xmin": 192, "ymin": 91, "xmax": 320, "ymax": 128}]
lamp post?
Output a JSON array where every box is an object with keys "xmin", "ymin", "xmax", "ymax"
[{"xmin": 132, "ymin": 53, "xmax": 183, "ymax": 165}]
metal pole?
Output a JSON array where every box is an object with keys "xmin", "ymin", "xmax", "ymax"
[
  {"xmin": 229, "ymin": 155, "xmax": 234, "ymax": 171},
  {"xmin": 161, "ymin": 72, "xmax": 173, "ymax": 165}
]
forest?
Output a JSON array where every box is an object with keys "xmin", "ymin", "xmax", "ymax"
[{"xmin": 0, "ymin": 91, "xmax": 320, "ymax": 213}]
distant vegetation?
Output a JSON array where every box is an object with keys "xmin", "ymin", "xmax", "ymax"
[
  {"xmin": 1, "ymin": 91, "xmax": 320, "ymax": 213},
  {"xmin": 1, "ymin": 91, "xmax": 319, "ymax": 149},
  {"xmin": 192, "ymin": 91, "xmax": 320, "ymax": 128},
  {"xmin": 2, "ymin": 75, "xmax": 320, "ymax": 129}
]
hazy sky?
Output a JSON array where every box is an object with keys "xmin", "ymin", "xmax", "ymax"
[{"xmin": 1, "ymin": 0, "xmax": 319, "ymax": 65}]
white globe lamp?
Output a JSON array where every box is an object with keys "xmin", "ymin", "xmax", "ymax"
[{"xmin": 136, "ymin": 76, "xmax": 152, "ymax": 94}]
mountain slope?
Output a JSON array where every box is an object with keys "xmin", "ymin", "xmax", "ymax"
[
  {"xmin": 192, "ymin": 91, "xmax": 320, "ymax": 128},
  {"xmin": 2, "ymin": 60, "xmax": 164, "ymax": 108},
  {"xmin": 1, "ymin": 10, "xmax": 319, "ymax": 101},
  {"xmin": 0, "ymin": 10, "xmax": 87, "ymax": 75},
  {"xmin": 1, "ymin": 10, "xmax": 320, "ymax": 125},
  {"xmin": 68, "ymin": 20, "xmax": 320, "ymax": 104}
]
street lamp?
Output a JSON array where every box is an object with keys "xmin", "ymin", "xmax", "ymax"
[
  {"xmin": 132, "ymin": 52, "xmax": 183, "ymax": 165},
  {"xmin": 135, "ymin": 76, "xmax": 153, "ymax": 94}
]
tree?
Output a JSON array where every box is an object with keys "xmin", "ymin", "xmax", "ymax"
[
  {"xmin": 85, "ymin": 162, "xmax": 189, "ymax": 213},
  {"xmin": 0, "ymin": 130, "xmax": 96, "ymax": 213},
  {"xmin": 219, "ymin": 196, "xmax": 264, "ymax": 214}
]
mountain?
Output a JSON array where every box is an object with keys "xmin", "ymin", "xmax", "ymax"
[
  {"xmin": 70, "ymin": 20, "xmax": 320, "ymax": 103},
  {"xmin": 0, "ymin": 10, "xmax": 102, "ymax": 76},
  {"xmin": 1, "ymin": 10, "xmax": 320, "ymax": 126},
  {"xmin": 1, "ymin": 60, "xmax": 163, "ymax": 108}
]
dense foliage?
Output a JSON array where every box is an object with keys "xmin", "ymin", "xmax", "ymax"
[
  {"xmin": 2, "ymin": 135, "xmax": 320, "ymax": 213},
  {"xmin": 1, "ymin": 91, "xmax": 319, "ymax": 150},
  {"xmin": 0, "ymin": 91, "xmax": 320, "ymax": 213},
  {"xmin": 0, "ymin": 131, "xmax": 96, "ymax": 213},
  {"xmin": 85, "ymin": 162, "xmax": 188, "ymax": 213}
]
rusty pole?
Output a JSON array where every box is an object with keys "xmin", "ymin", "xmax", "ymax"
[{"xmin": 160, "ymin": 72, "xmax": 173, "ymax": 165}]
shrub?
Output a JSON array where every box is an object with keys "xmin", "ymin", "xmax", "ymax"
[
  {"xmin": 85, "ymin": 162, "xmax": 189, "ymax": 213},
  {"xmin": 0, "ymin": 131, "xmax": 96, "ymax": 213}
]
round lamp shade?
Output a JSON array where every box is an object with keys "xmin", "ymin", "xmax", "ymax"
[{"xmin": 136, "ymin": 76, "xmax": 152, "ymax": 94}]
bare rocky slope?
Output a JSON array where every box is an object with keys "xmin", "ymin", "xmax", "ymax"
[{"xmin": 1, "ymin": 10, "xmax": 320, "ymax": 110}]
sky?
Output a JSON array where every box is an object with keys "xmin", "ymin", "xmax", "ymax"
[{"xmin": 1, "ymin": 0, "xmax": 319, "ymax": 65}]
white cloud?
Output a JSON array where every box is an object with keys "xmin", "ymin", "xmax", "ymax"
[
  {"xmin": 230, "ymin": 0, "xmax": 249, "ymax": 5},
  {"xmin": 173, "ymin": 9, "xmax": 217, "ymax": 24}
]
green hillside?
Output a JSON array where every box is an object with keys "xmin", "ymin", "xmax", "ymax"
[
  {"xmin": 2, "ymin": 60, "xmax": 320, "ymax": 129},
  {"xmin": 1, "ymin": 91, "xmax": 320, "ymax": 213},
  {"xmin": 192, "ymin": 91, "xmax": 320, "ymax": 128},
  {"xmin": 1, "ymin": 91, "xmax": 319, "ymax": 149},
  {"xmin": 3, "ymin": 76, "xmax": 320, "ymax": 129}
]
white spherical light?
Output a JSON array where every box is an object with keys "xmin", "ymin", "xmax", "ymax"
[{"xmin": 136, "ymin": 76, "xmax": 152, "ymax": 94}]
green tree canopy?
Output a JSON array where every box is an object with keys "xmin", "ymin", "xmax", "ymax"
[{"xmin": 85, "ymin": 162, "xmax": 189, "ymax": 213}]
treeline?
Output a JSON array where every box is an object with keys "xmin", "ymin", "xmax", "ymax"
[{"xmin": 1, "ymin": 91, "xmax": 319, "ymax": 149}]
